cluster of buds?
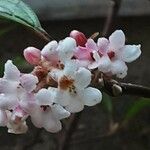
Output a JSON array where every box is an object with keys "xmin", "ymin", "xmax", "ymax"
[{"xmin": 0, "ymin": 30, "xmax": 141, "ymax": 134}]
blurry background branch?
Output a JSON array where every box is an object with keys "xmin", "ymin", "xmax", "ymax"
[{"xmin": 102, "ymin": 0, "xmax": 122, "ymax": 37}]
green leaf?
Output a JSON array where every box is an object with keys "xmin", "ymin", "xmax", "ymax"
[
  {"xmin": 123, "ymin": 98, "xmax": 150, "ymax": 123},
  {"xmin": 0, "ymin": 0, "xmax": 50, "ymax": 41}
]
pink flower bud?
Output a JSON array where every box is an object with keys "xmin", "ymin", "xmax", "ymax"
[
  {"xmin": 23, "ymin": 47, "xmax": 41, "ymax": 65},
  {"xmin": 70, "ymin": 30, "xmax": 87, "ymax": 46}
]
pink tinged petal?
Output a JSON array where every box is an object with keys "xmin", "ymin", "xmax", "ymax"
[
  {"xmin": 98, "ymin": 55, "xmax": 111, "ymax": 73},
  {"xmin": 88, "ymin": 51, "xmax": 101, "ymax": 69},
  {"xmin": 36, "ymin": 89, "xmax": 53, "ymax": 106},
  {"xmin": 0, "ymin": 110, "xmax": 7, "ymax": 126},
  {"xmin": 85, "ymin": 39, "xmax": 98, "ymax": 51},
  {"xmin": 111, "ymin": 60, "xmax": 128, "ymax": 78},
  {"xmin": 70, "ymin": 30, "xmax": 87, "ymax": 46},
  {"xmin": 0, "ymin": 94, "xmax": 18, "ymax": 110},
  {"xmin": 82, "ymin": 87, "xmax": 102, "ymax": 106},
  {"xmin": 58, "ymin": 37, "xmax": 76, "ymax": 62},
  {"xmin": 74, "ymin": 67, "xmax": 91, "ymax": 89},
  {"xmin": 74, "ymin": 46, "xmax": 93, "ymax": 60},
  {"xmin": 19, "ymin": 93, "xmax": 35, "ymax": 113},
  {"xmin": 51, "ymin": 104, "xmax": 70, "ymax": 120},
  {"xmin": 12, "ymin": 106, "xmax": 27, "ymax": 119},
  {"xmin": 23, "ymin": 47, "xmax": 41, "ymax": 65},
  {"xmin": 4, "ymin": 60, "xmax": 20, "ymax": 81},
  {"xmin": 109, "ymin": 30, "xmax": 125, "ymax": 50},
  {"xmin": 41, "ymin": 40, "xmax": 59, "ymax": 62},
  {"xmin": 97, "ymin": 37, "xmax": 109, "ymax": 54},
  {"xmin": 20, "ymin": 74, "xmax": 38, "ymax": 92},
  {"xmin": 118, "ymin": 45, "xmax": 141, "ymax": 63}
]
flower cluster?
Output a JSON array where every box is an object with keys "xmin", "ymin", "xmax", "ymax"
[{"xmin": 0, "ymin": 30, "xmax": 141, "ymax": 134}]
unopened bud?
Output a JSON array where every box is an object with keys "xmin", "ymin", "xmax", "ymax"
[
  {"xmin": 112, "ymin": 84, "xmax": 122, "ymax": 96},
  {"xmin": 24, "ymin": 47, "xmax": 41, "ymax": 65},
  {"xmin": 70, "ymin": 30, "xmax": 87, "ymax": 46}
]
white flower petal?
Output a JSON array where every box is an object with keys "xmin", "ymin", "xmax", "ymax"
[
  {"xmin": 63, "ymin": 60, "xmax": 78, "ymax": 77},
  {"xmin": 51, "ymin": 104, "xmax": 70, "ymax": 120},
  {"xmin": 36, "ymin": 89, "xmax": 53, "ymax": 106},
  {"xmin": 98, "ymin": 55, "xmax": 111, "ymax": 73},
  {"xmin": 118, "ymin": 45, "xmax": 141, "ymax": 63},
  {"xmin": 109, "ymin": 30, "xmax": 125, "ymax": 50},
  {"xmin": 65, "ymin": 96, "xmax": 84, "ymax": 113},
  {"xmin": 88, "ymin": 51, "xmax": 101, "ymax": 69},
  {"xmin": 0, "ymin": 110, "xmax": 7, "ymax": 126},
  {"xmin": 111, "ymin": 60, "xmax": 128, "ymax": 78},
  {"xmin": 76, "ymin": 59, "xmax": 90, "ymax": 68},
  {"xmin": 30, "ymin": 105, "xmax": 43, "ymax": 128},
  {"xmin": 19, "ymin": 93, "xmax": 35, "ymax": 113},
  {"xmin": 41, "ymin": 40, "xmax": 59, "ymax": 62},
  {"xmin": 82, "ymin": 87, "xmax": 102, "ymax": 106},
  {"xmin": 44, "ymin": 116, "xmax": 62, "ymax": 133},
  {"xmin": 58, "ymin": 37, "xmax": 76, "ymax": 62},
  {"xmin": 20, "ymin": 74, "xmax": 38, "ymax": 92},
  {"xmin": 0, "ymin": 94, "xmax": 18, "ymax": 110},
  {"xmin": 93, "ymin": 51, "xmax": 101, "ymax": 62},
  {"xmin": 53, "ymin": 90, "xmax": 70, "ymax": 106},
  {"xmin": 88, "ymin": 61, "xmax": 100, "ymax": 70},
  {"xmin": 74, "ymin": 67, "xmax": 91, "ymax": 89},
  {"xmin": 0, "ymin": 79, "xmax": 18, "ymax": 94},
  {"xmin": 49, "ymin": 68, "xmax": 63, "ymax": 82},
  {"xmin": 3, "ymin": 60, "xmax": 20, "ymax": 81}
]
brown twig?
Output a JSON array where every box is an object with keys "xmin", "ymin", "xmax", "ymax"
[
  {"xmin": 101, "ymin": 79, "xmax": 150, "ymax": 98},
  {"xmin": 102, "ymin": 0, "xmax": 122, "ymax": 37},
  {"xmin": 57, "ymin": 113, "xmax": 82, "ymax": 150}
]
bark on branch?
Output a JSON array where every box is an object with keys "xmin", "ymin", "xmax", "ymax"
[{"xmin": 101, "ymin": 79, "xmax": 150, "ymax": 98}]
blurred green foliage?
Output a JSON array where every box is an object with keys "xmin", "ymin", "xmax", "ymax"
[
  {"xmin": 102, "ymin": 94, "xmax": 150, "ymax": 127},
  {"xmin": 102, "ymin": 93, "xmax": 113, "ymax": 114},
  {"xmin": 123, "ymin": 98, "xmax": 150, "ymax": 124}
]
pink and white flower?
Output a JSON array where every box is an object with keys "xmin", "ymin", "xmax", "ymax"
[
  {"xmin": 30, "ymin": 88, "xmax": 70, "ymax": 133},
  {"xmin": 49, "ymin": 60, "xmax": 102, "ymax": 113},
  {"xmin": 73, "ymin": 30, "xmax": 141, "ymax": 78},
  {"xmin": 0, "ymin": 60, "xmax": 38, "ymax": 133}
]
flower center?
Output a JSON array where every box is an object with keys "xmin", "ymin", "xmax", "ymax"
[
  {"xmin": 59, "ymin": 76, "xmax": 74, "ymax": 90},
  {"xmin": 107, "ymin": 51, "xmax": 115, "ymax": 59},
  {"xmin": 40, "ymin": 105, "xmax": 49, "ymax": 111}
]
